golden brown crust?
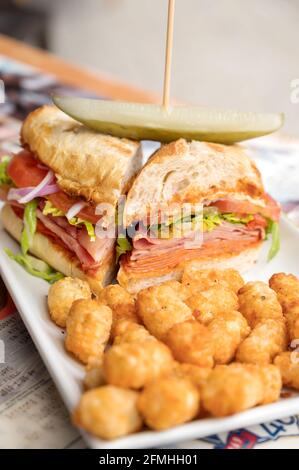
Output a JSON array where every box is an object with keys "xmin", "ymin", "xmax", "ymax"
[
  {"xmin": 21, "ymin": 105, "xmax": 143, "ymax": 206},
  {"xmin": 1, "ymin": 204, "xmax": 115, "ymax": 296},
  {"xmin": 124, "ymin": 138, "xmax": 265, "ymax": 225}
]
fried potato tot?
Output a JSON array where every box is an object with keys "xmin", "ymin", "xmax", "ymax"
[
  {"xmin": 174, "ymin": 363, "xmax": 212, "ymax": 390},
  {"xmin": 84, "ymin": 356, "xmax": 105, "ymax": 390},
  {"xmin": 285, "ymin": 304, "xmax": 299, "ymax": 343},
  {"xmin": 269, "ymin": 273, "xmax": 299, "ymax": 311},
  {"xmin": 137, "ymin": 376, "xmax": 200, "ymax": 430},
  {"xmin": 165, "ymin": 320, "xmax": 214, "ymax": 368},
  {"xmin": 274, "ymin": 351, "xmax": 299, "ymax": 390},
  {"xmin": 74, "ymin": 386, "xmax": 142, "ymax": 439},
  {"xmin": 182, "ymin": 266, "xmax": 244, "ymax": 294},
  {"xmin": 65, "ymin": 299, "xmax": 112, "ymax": 364},
  {"xmin": 113, "ymin": 321, "xmax": 154, "ymax": 345},
  {"xmin": 186, "ymin": 286, "xmax": 239, "ymax": 324},
  {"xmin": 236, "ymin": 319, "xmax": 288, "ymax": 365},
  {"xmin": 254, "ymin": 364, "xmax": 282, "ymax": 404},
  {"xmin": 269, "ymin": 273, "xmax": 299, "ymax": 342},
  {"xmin": 137, "ymin": 283, "xmax": 192, "ymax": 340},
  {"xmin": 238, "ymin": 281, "xmax": 283, "ymax": 328},
  {"xmin": 202, "ymin": 363, "xmax": 281, "ymax": 417},
  {"xmin": 98, "ymin": 284, "xmax": 139, "ymax": 337},
  {"xmin": 47, "ymin": 277, "xmax": 91, "ymax": 328},
  {"xmin": 208, "ymin": 311, "xmax": 250, "ymax": 364},
  {"xmin": 103, "ymin": 340, "xmax": 174, "ymax": 389}
]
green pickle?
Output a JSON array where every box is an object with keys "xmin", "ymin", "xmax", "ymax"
[{"xmin": 53, "ymin": 96, "xmax": 284, "ymax": 144}]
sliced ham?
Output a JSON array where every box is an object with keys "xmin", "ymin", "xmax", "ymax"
[
  {"xmin": 36, "ymin": 209, "xmax": 97, "ymax": 269},
  {"xmin": 77, "ymin": 228, "xmax": 115, "ymax": 262},
  {"xmin": 124, "ymin": 219, "xmax": 263, "ymax": 273},
  {"xmin": 131, "ymin": 221, "xmax": 262, "ymax": 261}
]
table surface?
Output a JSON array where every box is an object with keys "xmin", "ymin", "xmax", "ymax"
[{"xmin": 0, "ymin": 34, "xmax": 158, "ymax": 104}]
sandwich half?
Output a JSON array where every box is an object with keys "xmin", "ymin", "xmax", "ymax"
[
  {"xmin": 117, "ymin": 139, "xmax": 280, "ymax": 293},
  {"xmin": 0, "ymin": 105, "xmax": 142, "ymax": 295}
]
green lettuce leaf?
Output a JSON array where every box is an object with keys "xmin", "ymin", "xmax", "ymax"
[
  {"xmin": 267, "ymin": 220, "xmax": 280, "ymax": 261},
  {"xmin": 21, "ymin": 199, "xmax": 39, "ymax": 255},
  {"xmin": 5, "ymin": 249, "xmax": 64, "ymax": 283},
  {"xmin": 116, "ymin": 236, "xmax": 132, "ymax": 262},
  {"xmin": 0, "ymin": 156, "xmax": 12, "ymax": 186}
]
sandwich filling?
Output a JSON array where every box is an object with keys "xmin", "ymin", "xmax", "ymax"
[
  {"xmin": 119, "ymin": 194, "xmax": 280, "ymax": 274},
  {"xmin": 0, "ymin": 151, "xmax": 114, "ymax": 281}
]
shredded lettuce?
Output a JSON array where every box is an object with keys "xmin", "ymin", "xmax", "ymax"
[
  {"xmin": 149, "ymin": 208, "xmax": 252, "ymax": 236},
  {"xmin": 222, "ymin": 213, "xmax": 254, "ymax": 225},
  {"xmin": 42, "ymin": 201, "xmax": 96, "ymax": 241},
  {"xmin": 5, "ymin": 249, "xmax": 64, "ymax": 283},
  {"xmin": 267, "ymin": 220, "xmax": 280, "ymax": 261},
  {"xmin": 0, "ymin": 156, "xmax": 12, "ymax": 186},
  {"xmin": 21, "ymin": 199, "xmax": 39, "ymax": 255},
  {"xmin": 42, "ymin": 200, "xmax": 64, "ymax": 217},
  {"xmin": 116, "ymin": 236, "xmax": 132, "ymax": 262},
  {"xmin": 69, "ymin": 218, "xmax": 96, "ymax": 242}
]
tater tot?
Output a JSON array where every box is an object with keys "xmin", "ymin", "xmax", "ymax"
[
  {"xmin": 137, "ymin": 376, "xmax": 200, "ymax": 430},
  {"xmin": 186, "ymin": 286, "xmax": 239, "ymax": 324},
  {"xmin": 238, "ymin": 281, "xmax": 283, "ymax": 328},
  {"xmin": 113, "ymin": 321, "xmax": 154, "ymax": 345},
  {"xmin": 274, "ymin": 351, "xmax": 299, "ymax": 390},
  {"xmin": 253, "ymin": 364, "xmax": 282, "ymax": 404},
  {"xmin": 165, "ymin": 320, "xmax": 214, "ymax": 368},
  {"xmin": 269, "ymin": 273, "xmax": 299, "ymax": 311},
  {"xmin": 182, "ymin": 266, "xmax": 244, "ymax": 294},
  {"xmin": 202, "ymin": 363, "xmax": 281, "ymax": 417},
  {"xmin": 174, "ymin": 363, "xmax": 212, "ymax": 390},
  {"xmin": 98, "ymin": 284, "xmax": 139, "ymax": 336},
  {"xmin": 236, "ymin": 319, "xmax": 288, "ymax": 365},
  {"xmin": 285, "ymin": 304, "xmax": 299, "ymax": 343},
  {"xmin": 269, "ymin": 273, "xmax": 299, "ymax": 342},
  {"xmin": 103, "ymin": 340, "xmax": 174, "ymax": 389},
  {"xmin": 202, "ymin": 364, "xmax": 264, "ymax": 417},
  {"xmin": 137, "ymin": 283, "xmax": 192, "ymax": 340},
  {"xmin": 74, "ymin": 386, "xmax": 142, "ymax": 439},
  {"xmin": 65, "ymin": 299, "xmax": 112, "ymax": 364},
  {"xmin": 47, "ymin": 277, "xmax": 91, "ymax": 328},
  {"xmin": 83, "ymin": 356, "xmax": 105, "ymax": 390},
  {"xmin": 208, "ymin": 311, "xmax": 250, "ymax": 364}
]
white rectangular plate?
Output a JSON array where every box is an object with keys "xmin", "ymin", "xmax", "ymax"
[{"xmin": 1, "ymin": 203, "xmax": 299, "ymax": 449}]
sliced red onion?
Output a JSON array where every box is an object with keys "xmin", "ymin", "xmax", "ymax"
[
  {"xmin": 66, "ymin": 201, "xmax": 87, "ymax": 220},
  {"xmin": 10, "ymin": 171, "xmax": 59, "ymax": 204},
  {"xmin": 7, "ymin": 182, "xmax": 59, "ymax": 202}
]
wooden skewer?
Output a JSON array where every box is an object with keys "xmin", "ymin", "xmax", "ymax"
[{"xmin": 163, "ymin": 0, "xmax": 175, "ymax": 110}]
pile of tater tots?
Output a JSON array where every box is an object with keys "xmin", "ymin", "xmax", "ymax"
[{"xmin": 47, "ymin": 264, "xmax": 299, "ymax": 440}]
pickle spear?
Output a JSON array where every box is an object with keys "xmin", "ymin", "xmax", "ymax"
[{"xmin": 53, "ymin": 96, "xmax": 284, "ymax": 144}]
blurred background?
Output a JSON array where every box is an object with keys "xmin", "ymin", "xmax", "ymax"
[{"xmin": 0, "ymin": 0, "xmax": 298, "ymax": 135}]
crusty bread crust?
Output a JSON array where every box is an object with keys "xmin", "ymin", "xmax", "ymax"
[
  {"xmin": 117, "ymin": 243, "xmax": 263, "ymax": 294},
  {"xmin": 124, "ymin": 139, "xmax": 265, "ymax": 226},
  {"xmin": 1, "ymin": 204, "xmax": 115, "ymax": 296},
  {"xmin": 21, "ymin": 105, "xmax": 143, "ymax": 206}
]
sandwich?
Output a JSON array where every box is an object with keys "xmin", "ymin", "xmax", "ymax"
[
  {"xmin": 0, "ymin": 105, "xmax": 142, "ymax": 295},
  {"xmin": 117, "ymin": 139, "xmax": 280, "ymax": 293}
]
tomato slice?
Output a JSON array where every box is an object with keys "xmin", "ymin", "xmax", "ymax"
[
  {"xmin": 7, "ymin": 151, "xmax": 100, "ymax": 224},
  {"xmin": 48, "ymin": 192, "xmax": 99, "ymax": 224},
  {"xmin": 212, "ymin": 195, "xmax": 280, "ymax": 222},
  {"xmin": 7, "ymin": 151, "xmax": 48, "ymax": 187}
]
